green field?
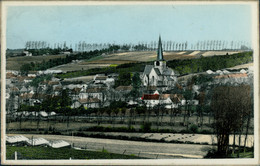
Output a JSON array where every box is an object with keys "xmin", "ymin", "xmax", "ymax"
[{"xmin": 6, "ymin": 145, "xmax": 145, "ymax": 160}]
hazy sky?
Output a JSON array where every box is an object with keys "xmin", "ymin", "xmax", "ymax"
[{"xmin": 6, "ymin": 4, "xmax": 252, "ymax": 49}]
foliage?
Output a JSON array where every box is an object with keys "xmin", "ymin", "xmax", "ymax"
[
  {"xmin": 19, "ymin": 45, "xmax": 122, "ymax": 74},
  {"xmin": 109, "ymin": 64, "xmax": 118, "ymax": 67},
  {"xmin": 114, "ymin": 72, "xmax": 132, "ymax": 87},
  {"xmin": 109, "ymin": 101, "xmax": 127, "ymax": 109},
  {"xmin": 25, "ymin": 48, "xmax": 72, "ymax": 56},
  {"xmin": 130, "ymin": 72, "xmax": 142, "ymax": 98},
  {"xmin": 140, "ymin": 122, "xmax": 152, "ymax": 132},
  {"xmin": 211, "ymin": 85, "xmax": 252, "ymax": 156},
  {"xmin": 133, "ymin": 44, "xmax": 148, "ymax": 51},
  {"xmin": 18, "ymin": 89, "xmax": 72, "ymax": 115},
  {"xmin": 204, "ymin": 147, "xmax": 253, "ymax": 158},
  {"xmin": 56, "ymin": 51, "xmax": 252, "ymax": 79},
  {"xmin": 56, "ymin": 62, "xmax": 148, "ymax": 79},
  {"xmin": 30, "ymin": 74, "xmax": 52, "ymax": 87},
  {"xmin": 189, "ymin": 124, "xmax": 198, "ymax": 133},
  {"xmin": 168, "ymin": 51, "xmax": 253, "ymax": 75}
]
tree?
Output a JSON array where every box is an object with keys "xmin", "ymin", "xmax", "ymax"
[
  {"xmin": 211, "ymin": 85, "xmax": 252, "ymax": 157},
  {"xmin": 130, "ymin": 72, "xmax": 141, "ymax": 99},
  {"xmin": 115, "ymin": 72, "xmax": 131, "ymax": 87}
]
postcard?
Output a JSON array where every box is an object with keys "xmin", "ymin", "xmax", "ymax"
[{"xmin": 1, "ymin": 1, "xmax": 259, "ymax": 165}]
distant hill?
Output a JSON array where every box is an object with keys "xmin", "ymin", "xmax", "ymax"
[
  {"xmin": 6, "ymin": 54, "xmax": 67, "ymax": 70},
  {"xmin": 6, "ymin": 50, "xmax": 245, "ymax": 72}
]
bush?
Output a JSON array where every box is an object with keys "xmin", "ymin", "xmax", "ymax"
[
  {"xmin": 140, "ymin": 122, "xmax": 151, "ymax": 132},
  {"xmin": 189, "ymin": 124, "xmax": 198, "ymax": 133},
  {"xmin": 200, "ymin": 129, "xmax": 213, "ymax": 134}
]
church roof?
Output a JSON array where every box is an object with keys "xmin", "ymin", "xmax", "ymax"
[
  {"xmin": 162, "ymin": 68, "xmax": 174, "ymax": 75},
  {"xmin": 157, "ymin": 36, "xmax": 164, "ymax": 61},
  {"xmin": 165, "ymin": 76, "xmax": 175, "ymax": 81},
  {"xmin": 143, "ymin": 65, "xmax": 154, "ymax": 75},
  {"xmin": 154, "ymin": 68, "xmax": 161, "ymax": 75}
]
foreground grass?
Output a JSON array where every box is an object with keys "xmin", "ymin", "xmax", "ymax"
[
  {"xmin": 6, "ymin": 145, "xmax": 145, "ymax": 160},
  {"xmin": 204, "ymin": 147, "xmax": 254, "ymax": 158},
  {"xmin": 229, "ymin": 151, "xmax": 254, "ymax": 158}
]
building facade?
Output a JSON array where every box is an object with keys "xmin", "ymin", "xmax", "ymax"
[{"xmin": 142, "ymin": 36, "xmax": 177, "ymax": 90}]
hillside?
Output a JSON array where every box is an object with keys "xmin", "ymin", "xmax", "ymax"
[
  {"xmin": 6, "ymin": 50, "xmax": 243, "ymax": 72},
  {"xmin": 6, "ymin": 54, "xmax": 67, "ymax": 71},
  {"xmin": 50, "ymin": 50, "xmax": 242, "ymax": 72},
  {"xmin": 55, "ymin": 51, "xmax": 252, "ymax": 79}
]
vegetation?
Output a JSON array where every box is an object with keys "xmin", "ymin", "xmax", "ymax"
[
  {"xmin": 30, "ymin": 74, "xmax": 52, "ymax": 87},
  {"xmin": 204, "ymin": 147, "xmax": 253, "ymax": 158},
  {"xmin": 114, "ymin": 72, "xmax": 132, "ymax": 87},
  {"xmin": 56, "ymin": 62, "xmax": 148, "ymax": 79},
  {"xmin": 6, "ymin": 145, "xmax": 144, "ymax": 160},
  {"xmin": 168, "ymin": 51, "xmax": 253, "ymax": 75},
  {"xmin": 26, "ymin": 48, "xmax": 72, "ymax": 56},
  {"xmin": 211, "ymin": 85, "xmax": 252, "ymax": 157},
  {"xmin": 130, "ymin": 72, "xmax": 142, "ymax": 98},
  {"xmin": 55, "ymin": 51, "xmax": 253, "ymax": 79},
  {"xmin": 19, "ymin": 45, "xmax": 122, "ymax": 74}
]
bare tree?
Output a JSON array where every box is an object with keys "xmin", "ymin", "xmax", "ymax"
[{"xmin": 211, "ymin": 85, "xmax": 252, "ymax": 157}]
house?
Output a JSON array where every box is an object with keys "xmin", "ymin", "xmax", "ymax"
[
  {"xmin": 79, "ymin": 87, "xmax": 106, "ymax": 102},
  {"xmin": 79, "ymin": 98, "xmax": 101, "ymax": 108},
  {"xmin": 114, "ymin": 86, "xmax": 133, "ymax": 101},
  {"xmin": 70, "ymin": 87, "xmax": 82, "ymax": 100},
  {"xmin": 141, "ymin": 36, "xmax": 177, "ymax": 90},
  {"xmin": 141, "ymin": 94, "xmax": 160, "ymax": 108},
  {"xmin": 28, "ymin": 71, "xmax": 38, "ymax": 78},
  {"xmin": 6, "ymin": 72, "xmax": 17, "ymax": 79},
  {"xmin": 181, "ymin": 99, "xmax": 199, "ymax": 106},
  {"xmin": 141, "ymin": 93, "xmax": 184, "ymax": 109},
  {"xmin": 92, "ymin": 74, "xmax": 115, "ymax": 88},
  {"xmin": 23, "ymin": 51, "xmax": 32, "ymax": 56},
  {"xmin": 61, "ymin": 51, "xmax": 71, "ymax": 55},
  {"xmin": 213, "ymin": 73, "xmax": 249, "ymax": 84},
  {"xmin": 94, "ymin": 75, "xmax": 107, "ymax": 83}
]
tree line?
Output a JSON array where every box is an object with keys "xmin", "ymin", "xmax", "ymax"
[{"xmin": 24, "ymin": 40, "xmax": 251, "ymax": 53}]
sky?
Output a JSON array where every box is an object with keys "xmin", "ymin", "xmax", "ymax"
[{"xmin": 6, "ymin": 4, "xmax": 252, "ymax": 49}]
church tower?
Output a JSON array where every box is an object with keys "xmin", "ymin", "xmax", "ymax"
[{"xmin": 154, "ymin": 35, "xmax": 166, "ymax": 73}]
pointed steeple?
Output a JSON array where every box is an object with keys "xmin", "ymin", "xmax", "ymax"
[{"xmin": 157, "ymin": 35, "xmax": 164, "ymax": 61}]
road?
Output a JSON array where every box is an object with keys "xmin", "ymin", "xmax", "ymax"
[{"xmin": 7, "ymin": 134, "xmax": 212, "ymax": 159}]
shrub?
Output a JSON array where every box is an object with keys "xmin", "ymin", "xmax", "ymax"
[
  {"xmin": 200, "ymin": 129, "xmax": 212, "ymax": 134},
  {"xmin": 140, "ymin": 122, "xmax": 151, "ymax": 132},
  {"xmin": 189, "ymin": 124, "xmax": 198, "ymax": 133}
]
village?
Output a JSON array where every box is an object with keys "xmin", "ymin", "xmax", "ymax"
[{"xmin": 5, "ymin": 37, "xmax": 254, "ymax": 129}]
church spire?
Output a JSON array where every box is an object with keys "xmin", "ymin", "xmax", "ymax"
[{"xmin": 157, "ymin": 35, "xmax": 164, "ymax": 61}]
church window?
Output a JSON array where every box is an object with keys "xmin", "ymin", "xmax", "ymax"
[{"xmin": 152, "ymin": 76, "xmax": 155, "ymax": 85}]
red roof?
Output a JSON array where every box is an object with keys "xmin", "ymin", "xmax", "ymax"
[
  {"xmin": 214, "ymin": 73, "xmax": 247, "ymax": 79},
  {"xmin": 141, "ymin": 94, "xmax": 159, "ymax": 100}
]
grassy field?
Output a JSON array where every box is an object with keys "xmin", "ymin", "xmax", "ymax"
[
  {"xmin": 6, "ymin": 50, "xmax": 243, "ymax": 72},
  {"xmin": 6, "ymin": 114, "xmax": 254, "ymax": 134},
  {"xmin": 6, "ymin": 145, "xmax": 144, "ymax": 160},
  {"xmin": 51, "ymin": 50, "xmax": 244, "ymax": 72},
  {"xmin": 52, "ymin": 51, "xmax": 197, "ymax": 72},
  {"xmin": 6, "ymin": 54, "xmax": 67, "ymax": 70}
]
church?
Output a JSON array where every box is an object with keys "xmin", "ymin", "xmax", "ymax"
[{"xmin": 142, "ymin": 36, "xmax": 177, "ymax": 90}]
